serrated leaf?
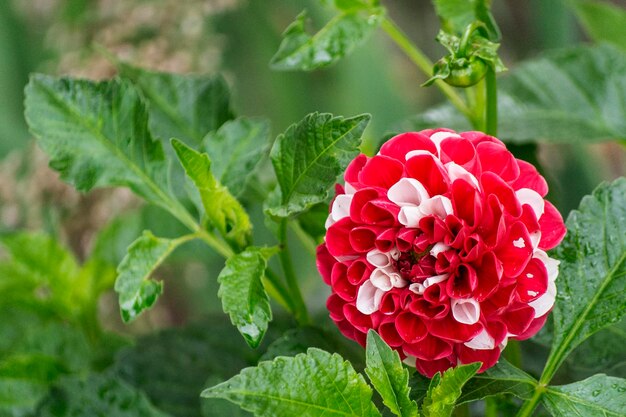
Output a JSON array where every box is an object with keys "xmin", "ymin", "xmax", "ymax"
[
  {"xmin": 114, "ymin": 231, "xmax": 193, "ymax": 322},
  {"xmin": 270, "ymin": 9, "xmax": 383, "ymax": 71},
  {"xmin": 172, "ymin": 139, "xmax": 252, "ymax": 249},
  {"xmin": 24, "ymin": 75, "xmax": 185, "ymax": 218},
  {"xmin": 570, "ymin": 0, "xmax": 626, "ymax": 51},
  {"xmin": 38, "ymin": 372, "xmax": 170, "ymax": 417},
  {"xmin": 118, "ymin": 63, "xmax": 234, "ymax": 145},
  {"xmin": 267, "ymin": 112, "xmax": 370, "ymax": 217},
  {"xmin": 403, "ymin": 44, "xmax": 626, "ymax": 143},
  {"xmin": 116, "ymin": 319, "xmax": 257, "ymax": 417},
  {"xmin": 457, "ymin": 359, "xmax": 537, "ymax": 404},
  {"xmin": 542, "ymin": 374, "xmax": 626, "ymax": 417},
  {"xmin": 422, "ymin": 363, "xmax": 481, "ymax": 417},
  {"xmin": 542, "ymin": 178, "xmax": 626, "ymax": 381},
  {"xmin": 365, "ymin": 331, "xmax": 417, "ymax": 417},
  {"xmin": 217, "ymin": 247, "xmax": 276, "ymax": 348},
  {"xmin": 201, "ymin": 117, "xmax": 271, "ymax": 197},
  {"xmin": 202, "ymin": 348, "xmax": 382, "ymax": 417}
]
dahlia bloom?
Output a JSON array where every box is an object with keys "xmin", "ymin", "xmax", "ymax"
[{"xmin": 317, "ymin": 129, "xmax": 566, "ymax": 377}]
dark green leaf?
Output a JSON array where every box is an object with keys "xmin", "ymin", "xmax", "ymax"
[
  {"xmin": 270, "ymin": 9, "xmax": 383, "ymax": 71},
  {"xmin": 217, "ymin": 247, "xmax": 276, "ymax": 348},
  {"xmin": 404, "ymin": 44, "xmax": 626, "ymax": 143},
  {"xmin": 116, "ymin": 319, "xmax": 258, "ymax": 417},
  {"xmin": 114, "ymin": 231, "xmax": 193, "ymax": 322},
  {"xmin": 24, "ymin": 75, "xmax": 185, "ymax": 217},
  {"xmin": 422, "ymin": 363, "xmax": 481, "ymax": 417},
  {"xmin": 542, "ymin": 374, "xmax": 626, "ymax": 417},
  {"xmin": 570, "ymin": 0, "xmax": 626, "ymax": 51},
  {"xmin": 202, "ymin": 348, "xmax": 381, "ymax": 417},
  {"xmin": 118, "ymin": 63, "xmax": 234, "ymax": 145},
  {"xmin": 172, "ymin": 139, "xmax": 252, "ymax": 249},
  {"xmin": 267, "ymin": 112, "xmax": 370, "ymax": 217},
  {"xmin": 543, "ymin": 178, "xmax": 626, "ymax": 380},
  {"xmin": 458, "ymin": 359, "xmax": 537, "ymax": 404},
  {"xmin": 38, "ymin": 372, "xmax": 170, "ymax": 417},
  {"xmin": 365, "ymin": 331, "xmax": 417, "ymax": 417},
  {"xmin": 202, "ymin": 117, "xmax": 271, "ymax": 197}
]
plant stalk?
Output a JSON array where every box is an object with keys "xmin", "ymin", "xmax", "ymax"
[
  {"xmin": 485, "ymin": 67, "xmax": 498, "ymax": 136},
  {"xmin": 380, "ymin": 17, "xmax": 473, "ymax": 121},
  {"xmin": 278, "ymin": 219, "xmax": 310, "ymax": 325}
]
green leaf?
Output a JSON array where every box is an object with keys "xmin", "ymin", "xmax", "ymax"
[
  {"xmin": 542, "ymin": 374, "xmax": 626, "ymax": 417},
  {"xmin": 24, "ymin": 75, "xmax": 189, "ymax": 221},
  {"xmin": 421, "ymin": 363, "xmax": 481, "ymax": 417},
  {"xmin": 267, "ymin": 112, "xmax": 370, "ymax": 217},
  {"xmin": 202, "ymin": 348, "xmax": 381, "ymax": 417},
  {"xmin": 365, "ymin": 331, "xmax": 417, "ymax": 417},
  {"xmin": 457, "ymin": 359, "xmax": 537, "ymax": 404},
  {"xmin": 270, "ymin": 9, "xmax": 384, "ymax": 71},
  {"xmin": 38, "ymin": 372, "xmax": 170, "ymax": 417},
  {"xmin": 172, "ymin": 139, "xmax": 252, "ymax": 249},
  {"xmin": 116, "ymin": 319, "xmax": 258, "ymax": 417},
  {"xmin": 201, "ymin": 117, "xmax": 271, "ymax": 197},
  {"xmin": 404, "ymin": 44, "xmax": 626, "ymax": 143},
  {"xmin": 118, "ymin": 63, "xmax": 234, "ymax": 145},
  {"xmin": 217, "ymin": 247, "xmax": 276, "ymax": 348},
  {"xmin": 570, "ymin": 0, "xmax": 626, "ymax": 51},
  {"xmin": 0, "ymin": 354, "xmax": 64, "ymax": 415},
  {"xmin": 114, "ymin": 231, "xmax": 194, "ymax": 322},
  {"xmin": 542, "ymin": 178, "xmax": 626, "ymax": 381},
  {"xmin": 432, "ymin": 0, "xmax": 499, "ymax": 39}
]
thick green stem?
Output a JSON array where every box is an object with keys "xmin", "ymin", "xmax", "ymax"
[
  {"xmin": 485, "ymin": 67, "xmax": 498, "ymax": 136},
  {"xmin": 196, "ymin": 228, "xmax": 234, "ymax": 258},
  {"xmin": 515, "ymin": 386, "xmax": 545, "ymax": 417},
  {"xmin": 380, "ymin": 17, "xmax": 473, "ymax": 121},
  {"xmin": 264, "ymin": 267, "xmax": 297, "ymax": 314},
  {"xmin": 279, "ymin": 219, "xmax": 310, "ymax": 325}
]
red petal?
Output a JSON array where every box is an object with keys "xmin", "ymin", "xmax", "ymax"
[
  {"xmin": 457, "ymin": 345, "xmax": 501, "ymax": 372},
  {"xmin": 331, "ymin": 262, "xmax": 356, "ymax": 301},
  {"xmin": 346, "ymin": 259, "xmax": 371, "ymax": 285},
  {"xmin": 440, "ymin": 137, "xmax": 478, "ymax": 171},
  {"xmin": 350, "ymin": 188, "xmax": 380, "ymax": 223},
  {"xmin": 414, "ymin": 357, "xmax": 455, "ymax": 378},
  {"xmin": 495, "ymin": 221, "xmax": 533, "ymax": 278},
  {"xmin": 511, "ymin": 160, "xmax": 548, "ymax": 197},
  {"xmin": 404, "ymin": 334, "xmax": 453, "ymax": 360},
  {"xmin": 473, "ymin": 251, "xmax": 502, "ymax": 301},
  {"xmin": 361, "ymin": 199, "xmax": 399, "ymax": 226},
  {"xmin": 452, "ymin": 179, "xmax": 482, "ymax": 227},
  {"xmin": 511, "ymin": 314, "xmax": 549, "ymax": 340},
  {"xmin": 349, "ymin": 226, "xmax": 386, "ymax": 253},
  {"xmin": 405, "ymin": 154, "xmax": 449, "ymax": 196},
  {"xmin": 501, "ymin": 303, "xmax": 535, "ymax": 335},
  {"xmin": 326, "ymin": 217, "xmax": 358, "ymax": 257},
  {"xmin": 358, "ymin": 155, "xmax": 404, "ymax": 189},
  {"xmin": 344, "ymin": 154, "xmax": 368, "ymax": 186},
  {"xmin": 476, "ymin": 142, "xmax": 520, "ymax": 182},
  {"xmin": 396, "ymin": 228, "xmax": 419, "ymax": 252},
  {"xmin": 327, "ymin": 294, "xmax": 346, "ymax": 321},
  {"xmin": 447, "ymin": 263, "xmax": 478, "ymax": 298},
  {"xmin": 316, "ymin": 244, "xmax": 335, "ymax": 285},
  {"xmin": 379, "ymin": 132, "xmax": 437, "ymax": 160},
  {"xmin": 429, "ymin": 314, "xmax": 483, "ymax": 343},
  {"xmin": 395, "ymin": 312, "xmax": 428, "ymax": 343},
  {"xmin": 408, "ymin": 299, "xmax": 449, "ymax": 320},
  {"xmin": 515, "ymin": 257, "xmax": 548, "ymax": 302},
  {"xmin": 375, "ymin": 228, "xmax": 397, "ymax": 252},
  {"xmin": 481, "ymin": 172, "xmax": 522, "ymax": 218},
  {"xmin": 343, "ymin": 304, "xmax": 373, "ymax": 333},
  {"xmin": 538, "ymin": 201, "xmax": 566, "ymax": 250}
]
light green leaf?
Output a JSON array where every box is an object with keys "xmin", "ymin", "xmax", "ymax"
[
  {"xmin": 542, "ymin": 178, "xmax": 626, "ymax": 381},
  {"xmin": 217, "ymin": 247, "xmax": 277, "ymax": 348},
  {"xmin": 542, "ymin": 374, "xmax": 626, "ymax": 417},
  {"xmin": 114, "ymin": 231, "xmax": 194, "ymax": 322},
  {"xmin": 118, "ymin": 63, "xmax": 234, "ymax": 145},
  {"xmin": 270, "ymin": 8, "xmax": 384, "ymax": 71},
  {"xmin": 404, "ymin": 44, "xmax": 626, "ymax": 143},
  {"xmin": 457, "ymin": 359, "xmax": 537, "ymax": 404},
  {"xmin": 202, "ymin": 348, "xmax": 382, "ymax": 417},
  {"xmin": 201, "ymin": 117, "xmax": 271, "ymax": 197},
  {"xmin": 422, "ymin": 363, "xmax": 481, "ymax": 417},
  {"xmin": 172, "ymin": 139, "xmax": 252, "ymax": 249},
  {"xmin": 267, "ymin": 112, "xmax": 370, "ymax": 218},
  {"xmin": 24, "ymin": 75, "xmax": 186, "ymax": 220},
  {"xmin": 365, "ymin": 331, "xmax": 417, "ymax": 417},
  {"xmin": 38, "ymin": 372, "xmax": 170, "ymax": 417},
  {"xmin": 570, "ymin": 0, "xmax": 626, "ymax": 51}
]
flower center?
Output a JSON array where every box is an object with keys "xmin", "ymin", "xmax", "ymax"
[{"xmin": 394, "ymin": 247, "xmax": 436, "ymax": 283}]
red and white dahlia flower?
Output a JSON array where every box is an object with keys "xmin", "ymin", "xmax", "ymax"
[{"xmin": 317, "ymin": 129, "xmax": 566, "ymax": 377}]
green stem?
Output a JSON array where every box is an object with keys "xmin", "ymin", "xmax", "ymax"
[
  {"xmin": 265, "ymin": 267, "xmax": 296, "ymax": 314},
  {"xmin": 290, "ymin": 221, "xmax": 319, "ymax": 257},
  {"xmin": 195, "ymin": 228, "xmax": 234, "ymax": 258},
  {"xmin": 515, "ymin": 385, "xmax": 545, "ymax": 417},
  {"xmin": 380, "ymin": 17, "xmax": 473, "ymax": 121},
  {"xmin": 485, "ymin": 67, "xmax": 498, "ymax": 136},
  {"xmin": 279, "ymin": 219, "xmax": 310, "ymax": 325}
]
